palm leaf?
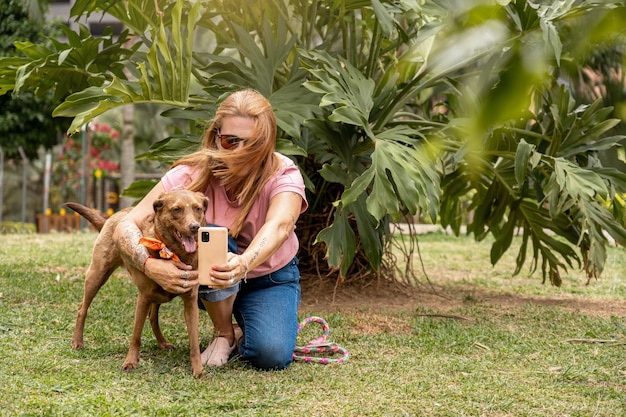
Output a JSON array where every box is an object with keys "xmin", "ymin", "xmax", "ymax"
[{"xmin": 53, "ymin": 0, "xmax": 201, "ymax": 132}]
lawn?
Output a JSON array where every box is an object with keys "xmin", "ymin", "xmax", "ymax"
[{"xmin": 0, "ymin": 231, "xmax": 624, "ymax": 416}]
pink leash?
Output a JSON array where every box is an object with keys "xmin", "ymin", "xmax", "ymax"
[{"xmin": 293, "ymin": 316, "xmax": 350, "ymax": 364}]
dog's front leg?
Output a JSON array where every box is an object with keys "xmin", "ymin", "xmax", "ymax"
[
  {"xmin": 122, "ymin": 294, "xmax": 151, "ymax": 372},
  {"xmin": 181, "ymin": 288, "xmax": 203, "ymax": 377}
]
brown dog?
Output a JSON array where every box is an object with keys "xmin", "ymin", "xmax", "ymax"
[{"xmin": 66, "ymin": 190, "xmax": 208, "ymax": 377}]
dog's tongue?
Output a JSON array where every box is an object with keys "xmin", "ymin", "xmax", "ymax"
[{"xmin": 182, "ymin": 236, "xmax": 197, "ymax": 253}]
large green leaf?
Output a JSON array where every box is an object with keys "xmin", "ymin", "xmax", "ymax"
[
  {"xmin": 517, "ymin": 198, "xmax": 580, "ymax": 285},
  {"xmin": 314, "ymin": 204, "xmax": 357, "ymax": 275},
  {"xmin": 51, "ymin": 0, "xmax": 202, "ymax": 132},
  {"xmin": 514, "ymin": 139, "xmax": 537, "ymax": 186},
  {"xmin": 340, "ymin": 128, "xmax": 440, "ymax": 223},
  {"xmin": 351, "ymin": 193, "xmax": 385, "ymax": 271},
  {"xmin": 552, "ymin": 158, "xmax": 608, "ymax": 200},
  {"xmin": 314, "ymin": 185, "xmax": 386, "ymax": 276},
  {"xmin": 301, "ymin": 50, "xmax": 375, "ymax": 138},
  {"xmin": 2, "ymin": 25, "xmax": 135, "ymax": 102},
  {"xmin": 490, "ymin": 203, "xmax": 519, "ymax": 266},
  {"xmin": 70, "ymin": 0, "xmax": 160, "ymax": 36},
  {"xmin": 136, "ymin": 134, "xmax": 201, "ymax": 164},
  {"xmin": 476, "ymin": 47, "xmax": 543, "ymax": 131}
]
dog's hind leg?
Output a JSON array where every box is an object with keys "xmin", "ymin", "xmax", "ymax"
[
  {"xmin": 122, "ymin": 294, "xmax": 151, "ymax": 372},
  {"xmin": 181, "ymin": 289, "xmax": 203, "ymax": 377},
  {"xmin": 72, "ymin": 264, "xmax": 120, "ymax": 349},
  {"xmin": 148, "ymin": 303, "xmax": 175, "ymax": 350}
]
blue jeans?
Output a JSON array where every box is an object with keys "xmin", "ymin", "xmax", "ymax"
[{"xmin": 233, "ymin": 257, "xmax": 301, "ymax": 370}]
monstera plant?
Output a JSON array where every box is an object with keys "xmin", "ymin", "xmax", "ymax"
[{"xmin": 2, "ymin": 0, "xmax": 625, "ymax": 286}]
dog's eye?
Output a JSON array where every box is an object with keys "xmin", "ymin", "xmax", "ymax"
[{"xmin": 172, "ymin": 207, "xmax": 181, "ymax": 213}]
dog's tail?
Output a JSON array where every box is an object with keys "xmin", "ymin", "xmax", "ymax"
[{"xmin": 64, "ymin": 202, "xmax": 107, "ymax": 231}]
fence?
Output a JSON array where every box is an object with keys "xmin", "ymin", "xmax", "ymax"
[{"xmin": 36, "ymin": 209, "xmax": 113, "ymax": 233}]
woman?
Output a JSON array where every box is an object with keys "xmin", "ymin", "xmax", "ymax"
[{"xmin": 113, "ymin": 89, "xmax": 308, "ymax": 370}]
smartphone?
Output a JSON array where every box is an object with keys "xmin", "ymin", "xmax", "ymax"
[{"xmin": 197, "ymin": 226, "xmax": 228, "ymax": 285}]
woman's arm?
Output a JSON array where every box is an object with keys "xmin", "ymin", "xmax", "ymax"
[
  {"xmin": 209, "ymin": 191, "xmax": 303, "ymax": 286},
  {"xmin": 113, "ymin": 182, "xmax": 198, "ymax": 294}
]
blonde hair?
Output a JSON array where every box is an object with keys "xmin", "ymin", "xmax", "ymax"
[{"xmin": 172, "ymin": 89, "xmax": 280, "ymax": 236}]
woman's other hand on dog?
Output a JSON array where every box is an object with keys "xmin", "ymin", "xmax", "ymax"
[{"xmin": 144, "ymin": 257, "xmax": 198, "ymax": 294}]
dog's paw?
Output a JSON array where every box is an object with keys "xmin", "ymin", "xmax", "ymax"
[
  {"xmin": 121, "ymin": 362, "xmax": 138, "ymax": 372},
  {"xmin": 157, "ymin": 341, "xmax": 176, "ymax": 350},
  {"xmin": 71, "ymin": 340, "xmax": 84, "ymax": 349}
]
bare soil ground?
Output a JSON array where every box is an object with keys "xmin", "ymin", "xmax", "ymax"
[{"xmin": 299, "ymin": 275, "xmax": 626, "ymax": 334}]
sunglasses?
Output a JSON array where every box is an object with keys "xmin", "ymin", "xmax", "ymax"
[{"xmin": 214, "ymin": 128, "xmax": 246, "ymax": 150}]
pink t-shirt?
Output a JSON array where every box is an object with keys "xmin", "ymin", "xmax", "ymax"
[{"xmin": 161, "ymin": 153, "xmax": 308, "ymax": 278}]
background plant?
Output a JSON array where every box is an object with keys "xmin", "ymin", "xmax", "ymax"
[
  {"xmin": 51, "ymin": 122, "xmax": 120, "ymax": 208},
  {"xmin": 1, "ymin": 0, "xmax": 625, "ymax": 286},
  {"xmin": 0, "ymin": 0, "xmax": 70, "ymax": 159}
]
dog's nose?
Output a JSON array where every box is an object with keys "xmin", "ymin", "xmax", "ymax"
[{"xmin": 190, "ymin": 223, "xmax": 200, "ymax": 234}]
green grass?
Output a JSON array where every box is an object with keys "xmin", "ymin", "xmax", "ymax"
[
  {"xmin": 397, "ymin": 232, "xmax": 626, "ymax": 299},
  {"xmin": 0, "ymin": 232, "xmax": 625, "ymax": 416}
]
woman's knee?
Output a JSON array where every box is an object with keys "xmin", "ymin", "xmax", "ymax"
[{"xmin": 242, "ymin": 338, "xmax": 294, "ymax": 370}]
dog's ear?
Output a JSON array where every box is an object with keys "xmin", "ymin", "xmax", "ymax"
[
  {"xmin": 153, "ymin": 195, "xmax": 166, "ymax": 212},
  {"xmin": 197, "ymin": 192, "xmax": 209, "ymax": 213}
]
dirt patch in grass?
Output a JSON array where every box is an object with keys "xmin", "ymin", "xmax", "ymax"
[{"xmin": 300, "ymin": 275, "xmax": 626, "ymax": 320}]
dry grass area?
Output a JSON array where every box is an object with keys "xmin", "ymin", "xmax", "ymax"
[
  {"xmin": 301, "ymin": 276, "xmax": 626, "ymax": 317},
  {"xmin": 300, "ymin": 277, "xmax": 626, "ymax": 343},
  {"xmin": 300, "ymin": 231, "xmax": 626, "ymax": 332}
]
